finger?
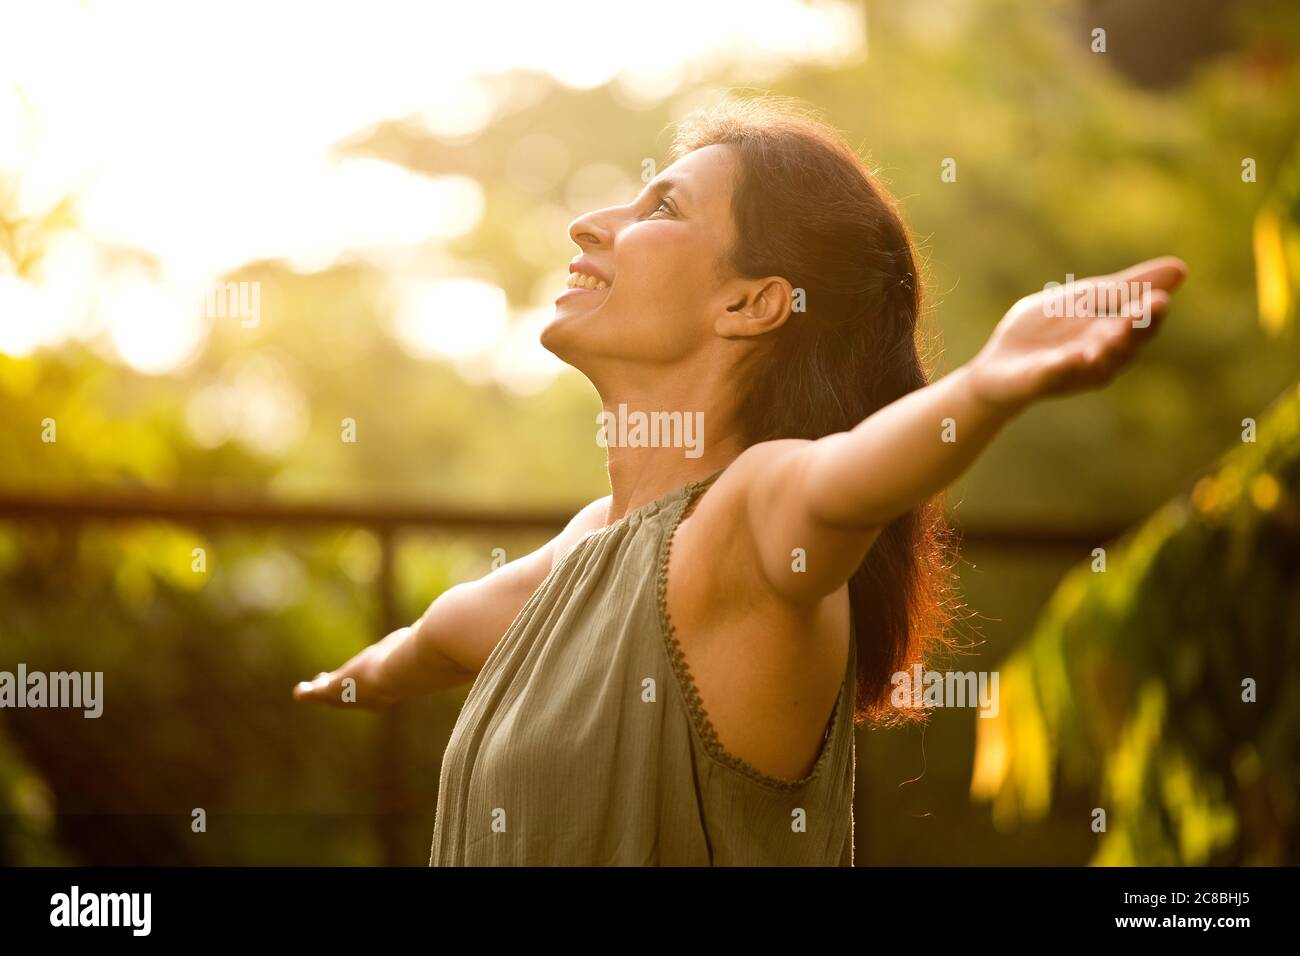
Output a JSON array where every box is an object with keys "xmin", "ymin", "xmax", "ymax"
[
  {"xmin": 293, "ymin": 672, "xmax": 333, "ymax": 701},
  {"xmin": 1106, "ymin": 256, "xmax": 1187, "ymax": 294},
  {"xmin": 1118, "ymin": 287, "xmax": 1171, "ymax": 332},
  {"xmin": 1065, "ymin": 275, "xmax": 1141, "ymax": 318},
  {"xmin": 1038, "ymin": 341, "xmax": 1100, "ymax": 394},
  {"xmin": 1077, "ymin": 340, "xmax": 1127, "ymax": 388},
  {"xmin": 1091, "ymin": 297, "xmax": 1167, "ymax": 375},
  {"xmin": 1065, "ymin": 260, "xmax": 1180, "ymax": 319},
  {"xmin": 1053, "ymin": 328, "xmax": 1131, "ymax": 393}
]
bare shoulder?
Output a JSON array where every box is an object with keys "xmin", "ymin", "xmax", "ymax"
[
  {"xmin": 673, "ymin": 440, "xmax": 812, "ymax": 592},
  {"xmin": 683, "ymin": 437, "xmax": 872, "ymax": 605},
  {"xmin": 549, "ymin": 494, "xmax": 613, "ymax": 571},
  {"xmin": 687, "ymin": 439, "xmax": 813, "ymax": 531}
]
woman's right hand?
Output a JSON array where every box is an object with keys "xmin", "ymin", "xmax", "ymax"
[{"xmin": 292, "ymin": 664, "xmax": 397, "ymax": 710}]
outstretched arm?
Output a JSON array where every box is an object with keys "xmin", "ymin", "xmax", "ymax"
[
  {"xmin": 291, "ymin": 541, "xmax": 557, "ymax": 709},
  {"xmin": 739, "ymin": 256, "xmax": 1187, "ymax": 601},
  {"xmin": 293, "ymin": 495, "xmax": 613, "ymax": 709}
]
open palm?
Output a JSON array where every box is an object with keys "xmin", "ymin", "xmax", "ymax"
[{"xmin": 969, "ymin": 256, "xmax": 1187, "ymax": 411}]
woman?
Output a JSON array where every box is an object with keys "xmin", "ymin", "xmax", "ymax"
[{"xmin": 294, "ymin": 96, "xmax": 1186, "ymax": 866}]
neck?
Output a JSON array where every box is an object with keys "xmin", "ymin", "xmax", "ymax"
[{"xmin": 597, "ymin": 384, "xmax": 746, "ymax": 522}]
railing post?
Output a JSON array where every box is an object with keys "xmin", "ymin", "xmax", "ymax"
[{"xmin": 375, "ymin": 526, "xmax": 408, "ymax": 866}]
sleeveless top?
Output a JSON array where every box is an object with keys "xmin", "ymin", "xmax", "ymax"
[{"xmin": 428, "ymin": 469, "xmax": 858, "ymax": 866}]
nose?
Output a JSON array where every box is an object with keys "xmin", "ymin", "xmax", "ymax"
[{"xmin": 568, "ymin": 206, "xmax": 613, "ymax": 252}]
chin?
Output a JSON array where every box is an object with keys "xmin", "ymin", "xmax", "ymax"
[
  {"xmin": 541, "ymin": 313, "xmax": 623, "ymax": 388},
  {"xmin": 539, "ymin": 310, "xmax": 586, "ymax": 365}
]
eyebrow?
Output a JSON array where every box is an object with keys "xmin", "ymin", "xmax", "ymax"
[{"xmin": 646, "ymin": 175, "xmax": 693, "ymax": 207}]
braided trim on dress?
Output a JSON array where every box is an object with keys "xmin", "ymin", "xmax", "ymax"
[{"xmin": 656, "ymin": 472, "xmax": 847, "ymax": 794}]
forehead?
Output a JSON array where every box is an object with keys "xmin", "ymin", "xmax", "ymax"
[{"xmin": 656, "ymin": 143, "xmax": 738, "ymax": 209}]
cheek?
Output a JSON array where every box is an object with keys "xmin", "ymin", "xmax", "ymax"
[
  {"xmin": 618, "ymin": 231, "xmax": 718, "ymax": 318},
  {"xmin": 619, "ymin": 225, "xmax": 710, "ymax": 287}
]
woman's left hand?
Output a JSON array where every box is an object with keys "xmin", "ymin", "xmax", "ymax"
[{"xmin": 967, "ymin": 256, "xmax": 1187, "ymax": 412}]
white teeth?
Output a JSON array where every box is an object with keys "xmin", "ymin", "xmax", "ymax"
[{"xmin": 567, "ymin": 273, "xmax": 610, "ymax": 291}]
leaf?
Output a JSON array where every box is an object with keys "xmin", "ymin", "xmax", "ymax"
[{"xmin": 1255, "ymin": 206, "xmax": 1292, "ymax": 334}]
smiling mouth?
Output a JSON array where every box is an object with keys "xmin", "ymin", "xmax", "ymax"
[{"xmin": 565, "ymin": 272, "xmax": 610, "ymax": 292}]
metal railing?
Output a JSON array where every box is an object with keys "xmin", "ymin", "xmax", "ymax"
[{"xmin": 0, "ymin": 489, "xmax": 1128, "ymax": 864}]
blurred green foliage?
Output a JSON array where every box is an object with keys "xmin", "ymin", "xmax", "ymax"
[{"xmin": 972, "ymin": 378, "xmax": 1300, "ymax": 863}]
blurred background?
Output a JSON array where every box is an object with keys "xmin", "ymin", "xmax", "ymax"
[{"xmin": 1, "ymin": 0, "xmax": 1298, "ymax": 866}]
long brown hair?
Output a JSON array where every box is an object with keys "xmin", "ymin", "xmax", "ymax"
[{"xmin": 668, "ymin": 95, "xmax": 958, "ymax": 728}]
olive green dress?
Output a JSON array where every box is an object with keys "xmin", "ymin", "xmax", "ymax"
[{"xmin": 428, "ymin": 470, "xmax": 857, "ymax": 866}]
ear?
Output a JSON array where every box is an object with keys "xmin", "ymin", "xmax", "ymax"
[{"xmin": 714, "ymin": 276, "xmax": 794, "ymax": 339}]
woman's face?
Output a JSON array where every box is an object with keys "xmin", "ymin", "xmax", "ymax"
[{"xmin": 541, "ymin": 144, "xmax": 741, "ymax": 377}]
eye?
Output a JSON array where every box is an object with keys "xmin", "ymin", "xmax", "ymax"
[{"xmin": 647, "ymin": 196, "xmax": 675, "ymax": 218}]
